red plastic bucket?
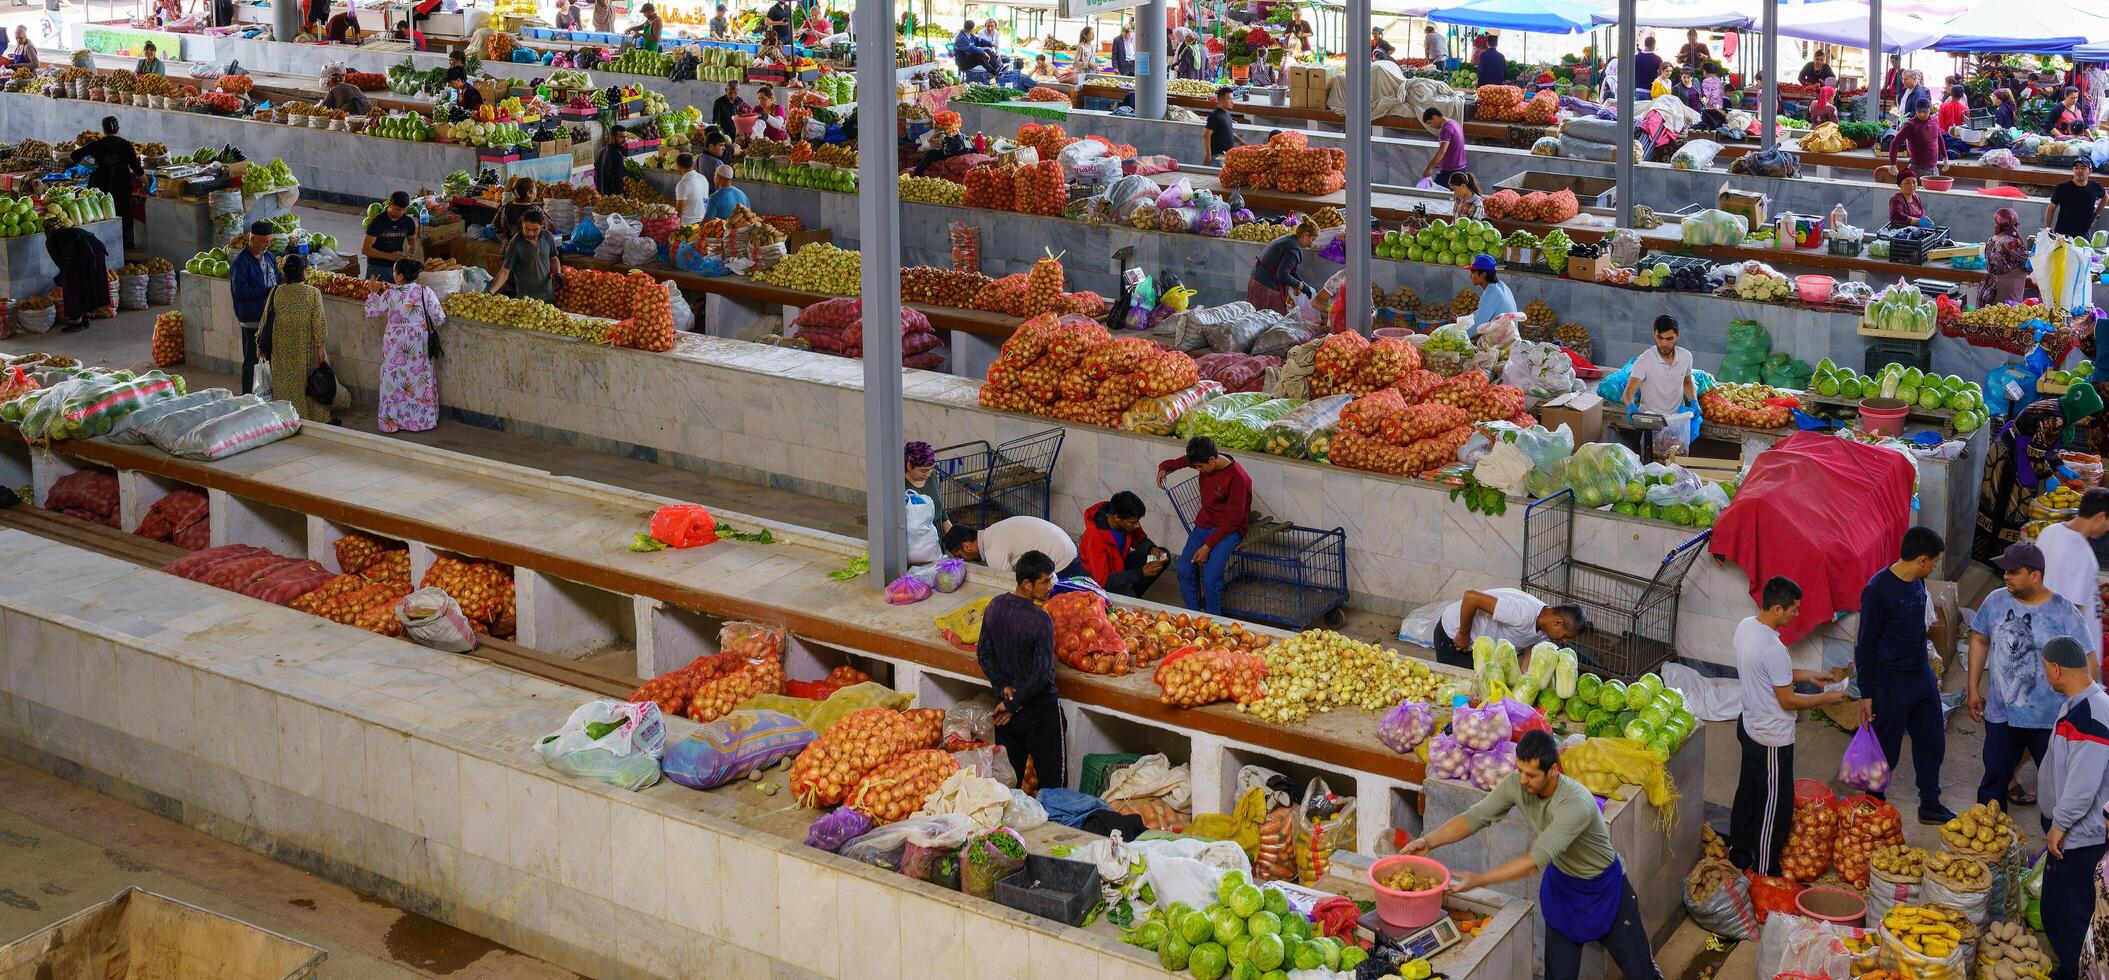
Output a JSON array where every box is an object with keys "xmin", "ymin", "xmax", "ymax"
[
  {"xmin": 1795, "ymin": 886, "xmax": 1867, "ymax": 926},
  {"xmin": 1858, "ymin": 397, "xmax": 1910, "ymax": 437},
  {"xmin": 1368, "ymin": 854, "xmax": 1449, "ymax": 929}
]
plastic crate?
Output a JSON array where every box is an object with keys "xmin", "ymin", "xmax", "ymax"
[
  {"xmin": 1875, "ymin": 223, "xmax": 1950, "ymax": 265},
  {"xmin": 1078, "ymin": 752, "xmax": 1144, "ymax": 798},
  {"xmin": 994, "ymin": 855, "xmax": 1101, "ymax": 926},
  {"xmin": 1864, "ymin": 337, "xmax": 1932, "ymax": 375}
]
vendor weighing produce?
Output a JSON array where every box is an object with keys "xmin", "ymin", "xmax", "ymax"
[{"xmin": 1406, "ymin": 730, "xmax": 1663, "ymax": 980}]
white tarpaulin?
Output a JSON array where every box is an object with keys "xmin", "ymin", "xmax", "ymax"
[{"xmin": 1775, "ymin": 2, "xmax": 1945, "ymax": 53}]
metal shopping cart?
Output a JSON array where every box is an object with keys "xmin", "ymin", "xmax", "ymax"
[
  {"xmin": 1520, "ymin": 488, "xmax": 1710, "ymax": 680},
  {"xmin": 931, "ymin": 428, "xmax": 1065, "ymax": 528},
  {"xmin": 1164, "ymin": 471, "xmax": 1348, "ymax": 629}
]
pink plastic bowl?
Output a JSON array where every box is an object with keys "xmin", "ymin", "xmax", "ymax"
[{"xmin": 1368, "ymin": 854, "xmax": 1450, "ymax": 929}]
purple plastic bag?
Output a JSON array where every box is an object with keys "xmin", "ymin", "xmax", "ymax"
[
  {"xmin": 1377, "ymin": 700, "xmax": 1436, "ymax": 754},
  {"xmin": 1450, "ymin": 703, "xmax": 1512, "ymax": 751},
  {"xmin": 1467, "ymin": 741, "xmax": 1518, "ymax": 791},
  {"xmin": 1838, "ymin": 724, "xmax": 1893, "ymax": 794},
  {"xmin": 1427, "ymin": 732, "xmax": 1472, "ymax": 781},
  {"xmin": 931, "ymin": 558, "xmax": 967, "ymax": 593},
  {"xmin": 805, "ymin": 807, "xmax": 874, "ymax": 852},
  {"xmin": 885, "ymin": 575, "xmax": 934, "ymax": 604}
]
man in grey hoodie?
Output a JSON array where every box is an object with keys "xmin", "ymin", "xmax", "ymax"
[{"xmin": 2037, "ymin": 635, "xmax": 2109, "ymax": 980}]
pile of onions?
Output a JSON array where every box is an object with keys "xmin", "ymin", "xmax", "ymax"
[
  {"xmin": 789, "ymin": 707, "xmax": 924, "ymax": 807},
  {"xmin": 847, "ymin": 749, "xmax": 958, "ymax": 824}
]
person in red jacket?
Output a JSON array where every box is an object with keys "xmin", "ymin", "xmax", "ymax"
[
  {"xmin": 1080, "ymin": 492, "xmax": 1169, "ymax": 598},
  {"xmin": 1155, "ymin": 436, "xmax": 1251, "ymax": 614}
]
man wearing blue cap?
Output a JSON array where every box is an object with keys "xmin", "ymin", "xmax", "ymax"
[{"xmin": 1469, "ymin": 253, "xmax": 1516, "ymax": 328}]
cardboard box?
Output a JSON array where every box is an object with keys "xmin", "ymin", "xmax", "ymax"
[
  {"xmin": 1566, "ymin": 254, "xmax": 1608, "ymax": 282},
  {"xmin": 786, "ymin": 229, "xmax": 832, "ymax": 252},
  {"xmin": 1538, "ymin": 392, "xmax": 1604, "ymax": 446}
]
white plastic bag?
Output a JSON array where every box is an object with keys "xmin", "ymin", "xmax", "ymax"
[
  {"xmin": 1099, "ymin": 753, "xmax": 1193, "ymax": 811},
  {"xmin": 621, "ymin": 232, "xmax": 659, "ymax": 267},
  {"xmin": 534, "ymin": 699, "xmax": 666, "ymax": 791},
  {"xmin": 168, "ymin": 399, "xmax": 301, "ymax": 460},
  {"xmin": 663, "ymin": 280, "xmax": 694, "ymax": 333},
  {"xmin": 394, "ymin": 586, "xmax": 479, "ymax": 653},
  {"xmin": 1471, "ymin": 441, "xmax": 1535, "ymax": 497},
  {"xmin": 839, "ymin": 813, "xmax": 976, "ymax": 869},
  {"xmin": 1003, "ymin": 789, "xmax": 1047, "ymax": 829},
  {"xmin": 417, "ymin": 267, "xmax": 465, "ymax": 301},
  {"xmin": 1672, "ymin": 139, "xmax": 1723, "ymax": 170},
  {"xmin": 1134, "ymin": 837, "xmax": 1253, "ymax": 912},
  {"xmin": 1399, "ymin": 600, "xmax": 1446, "ymax": 646}
]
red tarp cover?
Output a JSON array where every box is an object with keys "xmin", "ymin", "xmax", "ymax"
[{"xmin": 1708, "ymin": 432, "xmax": 1918, "ymax": 644}]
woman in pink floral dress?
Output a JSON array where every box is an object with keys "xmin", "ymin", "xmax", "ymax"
[{"xmin": 363, "ymin": 257, "xmax": 443, "ymax": 433}]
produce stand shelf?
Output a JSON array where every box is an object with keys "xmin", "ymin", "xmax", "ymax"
[
  {"xmin": 1072, "ymin": 82, "xmax": 1554, "ymax": 144},
  {"xmin": 555, "ymin": 256, "xmax": 1028, "ymax": 341}
]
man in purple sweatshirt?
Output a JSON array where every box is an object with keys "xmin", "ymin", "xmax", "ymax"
[{"xmin": 1888, "ymin": 99, "xmax": 1946, "ymax": 177}]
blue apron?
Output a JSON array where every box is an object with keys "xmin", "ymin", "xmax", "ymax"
[{"xmin": 1540, "ymin": 855, "xmax": 1625, "ymax": 945}]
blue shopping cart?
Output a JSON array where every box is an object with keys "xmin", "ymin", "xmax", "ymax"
[
  {"xmin": 1164, "ymin": 471, "xmax": 1348, "ymax": 629},
  {"xmin": 931, "ymin": 427, "xmax": 1064, "ymax": 528}
]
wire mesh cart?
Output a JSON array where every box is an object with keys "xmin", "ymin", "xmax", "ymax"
[
  {"xmin": 932, "ymin": 428, "xmax": 1065, "ymax": 528},
  {"xmin": 1165, "ymin": 472, "xmax": 1348, "ymax": 629},
  {"xmin": 1520, "ymin": 488, "xmax": 1710, "ymax": 680}
]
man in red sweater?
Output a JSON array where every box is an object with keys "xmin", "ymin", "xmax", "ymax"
[
  {"xmin": 1888, "ymin": 99, "xmax": 1946, "ymax": 176},
  {"xmin": 1155, "ymin": 436, "xmax": 1252, "ymax": 614},
  {"xmin": 1080, "ymin": 491, "xmax": 1169, "ymax": 598}
]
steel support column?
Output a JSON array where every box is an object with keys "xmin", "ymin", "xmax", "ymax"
[
  {"xmin": 1345, "ymin": 0, "xmax": 1371, "ymax": 333},
  {"xmin": 857, "ymin": 0, "xmax": 906, "ymax": 586},
  {"xmin": 1762, "ymin": 2, "xmax": 1779, "ymax": 150},
  {"xmin": 1614, "ymin": 0, "xmax": 1636, "ymax": 227},
  {"xmin": 1867, "ymin": 1, "xmax": 1883, "ymax": 123},
  {"xmin": 1140, "ymin": 0, "xmax": 1167, "ymax": 119}
]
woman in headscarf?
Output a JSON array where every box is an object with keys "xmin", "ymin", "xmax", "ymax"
[
  {"xmin": 1975, "ymin": 398, "xmax": 2066, "ymax": 566},
  {"xmin": 43, "ymin": 215, "xmax": 108, "ymax": 333},
  {"xmin": 1888, "ymin": 168, "xmax": 1931, "ymax": 228},
  {"xmin": 1980, "ymin": 208, "xmax": 2030, "ymax": 306},
  {"xmin": 1173, "ymin": 27, "xmax": 1208, "ymax": 80},
  {"xmin": 264, "ymin": 255, "xmax": 334, "ymax": 423},
  {"xmin": 1806, "ymin": 84, "xmax": 1839, "ymax": 126},
  {"xmin": 591, "ymin": 0, "xmax": 614, "ymax": 33},
  {"xmin": 904, "ymin": 441, "xmax": 948, "ymax": 564},
  {"xmin": 2052, "ymin": 87, "xmax": 2086, "ymax": 137}
]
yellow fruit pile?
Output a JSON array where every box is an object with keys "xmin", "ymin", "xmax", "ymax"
[
  {"xmin": 1940, "ymin": 801, "xmax": 2016, "ymax": 856},
  {"xmin": 1882, "ymin": 903, "xmax": 1966, "ymax": 959}
]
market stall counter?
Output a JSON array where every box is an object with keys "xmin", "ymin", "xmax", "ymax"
[
  {"xmin": 172, "ymin": 272, "xmax": 1931, "ymax": 664},
  {"xmin": 0, "ymin": 217, "xmax": 123, "ymax": 301},
  {"xmin": 0, "ymin": 94, "xmax": 478, "ymax": 204},
  {"xmin": 0, "ymin": 514, "xmax": 1546, "ymax": 979},
  {"xmin": 946, "ymin": 101, "xmax": 2045, "ymax": 245}
]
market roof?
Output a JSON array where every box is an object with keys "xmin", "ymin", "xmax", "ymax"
[
  {"xmin": 1931, "ymin": 0, "xmax": 2109, "ymax": 53},
  {"xmin": 1426, "ymin": 0, "xmax": 1603, "ymax": 35},
  {"xmin": 1776, "ymin": 1, "xmax": 1946, "ymax": 53}
]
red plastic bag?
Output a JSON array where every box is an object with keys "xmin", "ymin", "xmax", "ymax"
[
  {"xmin": 649, "ymin": 504, "xmax": 718, "ymax": 549},
  {"xmin": 1747, "ymin": 872, "xmax": 1804, "ymax": 925},
  {"xmin": 1045, "ymin": 590, "xmax": 1130, "ymax": 674}
]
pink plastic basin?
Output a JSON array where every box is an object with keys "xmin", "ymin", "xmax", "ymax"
[
  {"xmin": 1920, "ymin": 175, "xmax": 1955, "ymax": 191},
  {"xmin": 1859, "ymin": 397, "xmax": 1911, "ymax": 437},
  {"xmin": 1795, "ymin": 886, "xmax": 1867, "ymax": 926},
  {"xmin": 1368, "ymin": 854, "xmax": 1450, "ymax": 929},
  {"xmin": 1794, "ymin": 275, "xmax": 1835, "ymax": 303},
  {"xmin": 1372, "ymin": 327, "xmax": 1414, "ymax": 341}
]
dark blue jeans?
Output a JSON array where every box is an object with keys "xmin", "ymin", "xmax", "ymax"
[
  {"xmin": 1176, "ymin": 526, "xmax": 1239, "ymax": 614},
  {"xmin": 1868, "ymin": 672, "xmax": 1947, "ymax": 814},
  {"xmin": 1975, "ymin": 721, "xmax": 2050, "ymax": 807}
]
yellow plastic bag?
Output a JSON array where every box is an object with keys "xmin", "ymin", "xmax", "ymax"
[
  {"xmin": 738, "ymin": 682, "xmax": 912, "ymax": 735},
  {"xmin": 934, "ymin": 596, "xmax": 994, "ymax": 649},
  {"xmin": 1560, "ymin": 737, "xmax": 1680, "ymax": 826},
  {"xmin": 1188, "ymin": 785, "xmax": 1270, "ymax": 855}
]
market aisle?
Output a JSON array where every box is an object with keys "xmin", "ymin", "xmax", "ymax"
[{"xmin": 0, "ymin": 757, "xmax": 576, "ymax": 978}]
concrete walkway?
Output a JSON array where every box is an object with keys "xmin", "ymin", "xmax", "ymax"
[{"xmin": 0, "ymin": 757, "xmax": 575, "ymax": 978}]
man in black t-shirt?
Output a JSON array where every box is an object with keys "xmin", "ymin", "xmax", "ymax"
[
  {"xmin": 1203, "ymin": 87, "xmax": 1241, "ymax": 163},
  {"xmin": 363, "ymin": 191, "xmax": 420, "ymax": 282},
  {"xmin": 2047, "ymin": 158, "xmax": 2107, "ymax": 239},
  {"xmin": 765, "ymin": 0, "xmax": 793, "ymax": 45}
]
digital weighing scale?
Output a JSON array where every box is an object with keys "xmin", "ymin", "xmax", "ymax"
[{"xmin": 1356, "ymin": 908, "xmax": 1467, "ymax": 961}]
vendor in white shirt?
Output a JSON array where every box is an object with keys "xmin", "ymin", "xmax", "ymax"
[
  {"xmin": 944, "ymin": 517, "xmax": 1085, "ymax": 579},
  {"xmin": 1621, "ymin": 314, "xmax": 1695, "ymax": 416},
  {"xmin": 2035, "ymin": 486, "xmax": 2109, "ymax": 667},
  {"xmin": 1430, "ymin": 586, "xmax": 1589, "ymax": 670}
]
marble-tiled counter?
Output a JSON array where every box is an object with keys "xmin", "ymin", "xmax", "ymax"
[
  {"xmin": 0, "ymin": 219, "xmax": 124, "ymax": 300},
  {"xmin": 950, "ymin": 101, "xmax": 2041, "ymax": 243},
  {"xmin": 0, "ymin": 94, "xmax": 479, "ymax": 204}
]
